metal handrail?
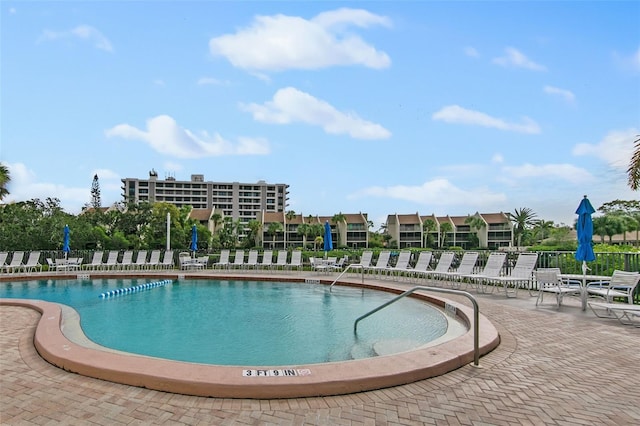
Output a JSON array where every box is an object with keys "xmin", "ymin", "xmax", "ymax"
[
  {"xmin": 353, "ymin": 286, "xmax": 480, "ymax": 366},
  {"xmin": 329, "ymin": 264, "xmax": 365, "ymax": 290}
]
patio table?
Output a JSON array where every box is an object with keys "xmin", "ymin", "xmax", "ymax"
[{"xmin": 559, "ymin": 273, "xmax": 611, "ymax": 311}]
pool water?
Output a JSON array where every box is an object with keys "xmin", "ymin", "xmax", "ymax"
[{"xmin": 0, "ymin": 278, "xmax": 449, "ymax": 366}]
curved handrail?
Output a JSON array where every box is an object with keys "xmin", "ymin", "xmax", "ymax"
[
  {"xmin": 353, "ymin": 286, "xmax": 480, "ymax": 366},
  {"xmin": 329, "ymin": 264, "xmax": 365, "ymax": 291}
]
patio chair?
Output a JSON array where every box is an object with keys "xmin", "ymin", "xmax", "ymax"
[
  {"xmin": 3, "ymin": 251, "xmax": 25, "ymax": 273},
  {"xmin": 213, "ymin": 250, "xmax": 230, "ymax": 270},
  {"xmin": 486, "ymin": 252, "xmax": 538, "ymax": 297},
  {"xmin": 160, "ymin": 250, "xmax": 174, "ymax": 269},
  {"xmin": 0, "ymin": 252, "xmax": 8, "ymax": 271},
  {"xmin": 85, "ymin": 251, "xmax": 104, "ymax": 270},
  {"xmin": 587, "ymin": 270, "xmax": 640, "ymax": 305},
  {"xmin": 406, "ymin": 251, "xmax": 433, "ymax": 282},
  {"xmin": 384, "ymin": 251, "xmax": 412, "ymax": 279},
  {"xmin": 232, "ymin": 250, "xmax": 245, "ymax": 269},
  {"xmin": 102, "ymin": 251, "xmax": 119, "ymax": 270},
  {"xmin": 367, "ymin": 251, "xmax": 391, "ymax": 277},
  {"xmin": 133, "ymin": 250, "xmax": 148, "ymax": 270},
  {"xmin": 147, "ymin": 250, "xmax": 161, "ymax": 269},
  {"xmin": 588, "ymin": 301, "xmax": 640, "ymax": 327},
  {"xmin": 421, "ymin": 251, "xmax": 455, "ymax": 283},
  {"xmin": 273, "ymin": 250, "xmax": 288, "ymax": 271},
  {"xmin": 245, "ymin": 250, "xmax": 259, "ymax": 269},
  {"xmin": 440, "ymin": 251, "xmax": 479, "ymax": 288},
  {"xmin": 21, "ymin": 251, "xmax": 42, "ymax": 273},
  {"xmin": 259, "ymin": 250, "xmax": 273, "ymax": 270},
  {"xmin": 287, "ymin": 251, "xmax": 302, "ymax": 271},
  {"xmin": 347, "ymin": 251, "xmax": 373, "ymax": 275},
  {"xmin": 535, "ymin": 268, "xmax": 581, "ymax": 308},
  {"xmin": 458, "ymin": 252, "xmax": 507, "ymax": 292},
  {"xmin": 119, "ymin": 251, "xmax": 134, "ymax": 270}
]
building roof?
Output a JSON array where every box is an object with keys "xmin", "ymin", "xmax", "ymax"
[
  {"xmin": 480, "ymin": 212, "xmax": 509, "ymax": 224},
  {"xmin": 263, "ymin": 211, "xmax": 285, "ymax": 223},
  {"xmin": 189, "ymin": 208, "xmax": 212, "ymax": 221}
]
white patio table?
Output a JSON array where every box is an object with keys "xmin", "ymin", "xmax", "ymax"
[{"xmin": 559, "ymin": 273, "xmax": 611, "ymax": 311}]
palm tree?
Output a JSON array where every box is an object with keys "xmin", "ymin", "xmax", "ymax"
[
  {"xmin": 211, "ymin": 213, "xmax": 223, "ymax": 234},
  {"xmin": 0, "ymin": 163, "xmax": 10, "ymax": 201},
  {"xmin": 422, "ymin": 219, "xmax": 436, "ymax": 248},
  {"xmin": 508, "ymin": 207, "xmax": 538, "ymax": 247},
  {"xmin": 266, "ymin": 222, "xmax": 283, "ymax": 249},
  {"xmin": 464, "ymin": 215, "xmax": 486, "ymax": 248},
  {"xmin": 331, "ymin": 212, "xmax": 346, "ymax": 247},
  {"xmin": 532, "ymin": 219, "xmax": 555, "ymax": 244},
  {"xmin": 439, "ymin": 222, "xmax": 453, "ymax": 248},
  {"xmin": 628, "ymin": 134, "xmax": 640, "ymax": 190}
]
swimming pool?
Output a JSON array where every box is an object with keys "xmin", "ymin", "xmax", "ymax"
[{"xmin": 0, "ymin": 278, "xmax": 449, "ymax": 365}]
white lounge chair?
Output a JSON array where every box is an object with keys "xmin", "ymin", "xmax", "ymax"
[
  {"xmin": 119, "ymin": 251, "xmax": 134, "ymax": 270},
  {"xmin": 287, "ymin": 251, "xmax": 302, "ymax": 271},
  {"xmin": 0, "ymin": 252, "xmax": 8, "ymax": 271},
  {"xmin": 85, "ymin": 251, "xmax": 104, "ymax": 270},
  {"xmin": 459, "ymin": 252, "xmax": 507, "ymax": 292},
  {"xmin": 102, "ymin": 251, "xmax": 119, "ymax": 270},
  {"xmin": 245, "ymin": 250, "xmax": 259, "ymax": 269},
  {"xmin": 587, "ymin": 270, "xmax": 640, "ymax": 305},
  {"xmin": 133, "ymin": 250, "xmax": 148, "ymax": 270},
  {"xmin": 406, "ymin": 251, "xmax": 433, "ymax": 282},
  {"xmin": 232, "ymin": 250, "xmax": 245, "ymax": 269},
  {"xmin": 273, "ymin": 250, "xmax": 288, "ymax": 271},
  {"xmin": 160, "ymin": 251, "xmax": 174, "ymax": 269},
  {"xmin": 441, "ymin": 251, "xmax": 479, "ymax": 288},
  {"xmin": 259, "ymin": 250, "xmax": 273, "ymax": 269},
  {"xmin": 588, "ymin": 301, "xmax": 640, "ymax": 327},
  {"xmin": 213, "ymin": 250, "xmax": 230, "ymax": 270},
  {"xmin": 385, "ymin": 251, "xmax": 412, "ymax": 279},
  {"xmin": 347, "ymin": 251, "xmax": 373, "ymax": 275},
  {"xmin": 486, "ymin": 252, "xmax": 538, "ymax": 297},
  {"xmin": 147, "ymin": 250, "xmax": 161, "ymax": 269},
  {"xmin": 421, "ymin": 251, "xmax": 455, "ymax": 283},
  {"xmin": 535, "ymin": 268, "xmax": 581, "ymax": 308},
  {"xmin": 21, "ymin": 251, "xmax": 42, "ymax": 273},
  {"xmin": 3, "ymin": 252, "xmax": 24, "ymax": 273},
  {"xmin": 367, "ymin": 251, "xmax": 391, "ymax": 277}
]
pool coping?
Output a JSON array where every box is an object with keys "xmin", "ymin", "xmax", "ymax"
[{"xmin": 0, "ymin": 274, "xmax": 500, "ymax": 399}]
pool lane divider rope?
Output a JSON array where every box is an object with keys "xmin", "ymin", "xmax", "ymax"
[{"xmin": 99, "ymin": 280, "xmax": 173, "ymax": 298}]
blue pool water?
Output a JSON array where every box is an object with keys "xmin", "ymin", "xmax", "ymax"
[{"xmin": 0, "ymin": 278, "xmax": 449, "ymax": 366}]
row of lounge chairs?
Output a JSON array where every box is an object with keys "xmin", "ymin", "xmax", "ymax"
[
  {"xmin": 0, "ymin": 251, "xmax": 43, "ymax": 273},
  {"xmin": 190, "ymin": 250, "xmax": 304, "ymax": 271},
  {"xmin": 84, "ymin": 250, "xmax": 176, "ymax": 270}
]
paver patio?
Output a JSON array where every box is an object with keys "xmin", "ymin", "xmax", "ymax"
[{"xmin": 1, "ymin": 272, "xmax": 639, "ymax": 425}]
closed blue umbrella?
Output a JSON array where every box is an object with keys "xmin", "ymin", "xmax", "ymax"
[
  {"xmin": 190, "ymin": 225, "xmax": 198, "ymax": 257},
  {"xmin": 62, "ymin": 225, "xmax": 70, "ymax": 259},
  {"xmin": 323, "ymin": 221, "xmax": 333, "ymax": 254},
  {"xmin": 575, "ymin": 195, "xmax": 595, "ymax": 310}
]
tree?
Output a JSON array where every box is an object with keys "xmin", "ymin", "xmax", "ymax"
[
  {"xmin": 531, "ymin": 219, "xmax": 555, "ymax": 244},
  {"xmin": 628, "ymin": 134, "xmax": 640, "ymax": 190},
  {"xmin": 246, "ymin": 219, "xmax": 262, "ymax": 248},
  {"xmin": 464, "ymin": 215, "xmax": 485, "ymax": 248},
  {"xmin": 422, "ymin": 219, "xmax": 437, "ymax": 248},
  {"xmin": 297, "ymin": 223, "xmax": 310, "ymax": 248},
  {"xmin": 285, "ymin": 210, "xmax": 296, "ymax": 221},
  {"xmin": 439, "ymin": 222, "xmax": 453, "ymax": 248},
  {"xmin": 331, "ymin": 212, "xmax": 346, "ymax": 247},
  {"xmin": 0, "ymin": 163, "xmax": 10, "ymax": 201},
  {"xmin": 90, "ymin": 174, "xmax": 101, "ymax": 209},
  {"xmin": 266, "ymin": 222, "xmax": 283, "ymax": 249},
  {"xmin": 211, "ymin": 213, "xmax": 223, "ymax": 233},
  {"xmin": 592, "ymin": 215, "xmax": 625, "ymax": 244},
  {"xmin": 508, "ymin": 207, "xmax": 538, "ymax": 247}
]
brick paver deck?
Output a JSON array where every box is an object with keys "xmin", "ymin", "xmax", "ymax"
[{"xmin": 1, "ymin": 273, "xmax": 639, "ymax": 425}]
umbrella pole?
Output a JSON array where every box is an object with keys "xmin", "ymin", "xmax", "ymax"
[{"xmin": 581, "ymin": 261, "xmax": 587, "ymax": 311}]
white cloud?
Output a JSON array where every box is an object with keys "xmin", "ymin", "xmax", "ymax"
[
  {"xmin": 432, "ymin": 105, "xmax": 541, "ymax": 134},
  {"xmin": 544, "ymin": 85, "xmax": 575, "ymax": 103},
  {"xmin": 613, "ymin": 46, "xmax": 640, "ymax": 72},
  {"xmin": 464, "ymin": 46, "xmax": 479, "ymax": 58},
  {"xmin": 38, "ymin": 25, "xmax": 114, "ymax": 52},
  {"xmin": 209, "ymin": 8, "xmax": 391, "ymax": 71},
  {"xmin": 105, "ymin": 115, "xmax": 270, "ymax": 158},
  {"xmin": 197, "ymin": 77, "xmax": 229, "ymax": 86},
  {"xmin": 492, "ymin": 154, "xmax": 504, "ymax": 164},
  {"xmin": 352, "ymin": 178, "xmax": 506, "ymax": 207},
  {"xmin": 502, "ymin": 163, "xmax": 594, "ymax": 184},
  {"xmin": 4, "ymin": 162, "xmax": 92, "ymax": 213},
  {"xmin": 153, "ymin": 79, "xmax": 165, "ymax": 87},
  {"xmin": 572, "ymin": 128, "xmax": 638, "ymax": 170},
  {"xmin": 492, "ymin": 47, "xmax": 546, "ymax": 71},
  {"xmin": 241, "ymin": 87, "xmax": 392, "ymax": 140},
  {"xmin": 9, "ymin": 7, "xmax": 16, "ymax": 14}
]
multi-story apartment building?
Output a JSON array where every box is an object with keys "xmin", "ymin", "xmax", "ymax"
[
  {"xmin": 257, "ymin": 211, "xmax": 370, "ymax": 249},
  {"xmin": 121, "ymin": 170, "xmax": 289, "ymax": 225},
  {"xmin": 387, "ymin": 212, "xmax": 514, "ymax": 249}
]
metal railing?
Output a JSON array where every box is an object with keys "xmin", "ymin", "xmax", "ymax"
[{"xmin": 353, "ymin": 286, "xmax": 480, "ymax": 366}]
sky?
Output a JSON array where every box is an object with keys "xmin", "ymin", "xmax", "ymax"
[{"xmin": 1, "ymin": 1, "xmax": 639, "ymax": 229}]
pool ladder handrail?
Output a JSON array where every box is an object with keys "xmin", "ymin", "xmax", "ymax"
[
  {"xmin": 353, "ymin": 286, "xmax": 480, "ymax": 366},
  {"xmin": 329, "ymin": 264, "xmax": 365, "ymax": 290}
]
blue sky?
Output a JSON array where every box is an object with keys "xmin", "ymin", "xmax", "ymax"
[{"xmin": 2, "ymin": 1, "xmax": 639, "ymax": 228}]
